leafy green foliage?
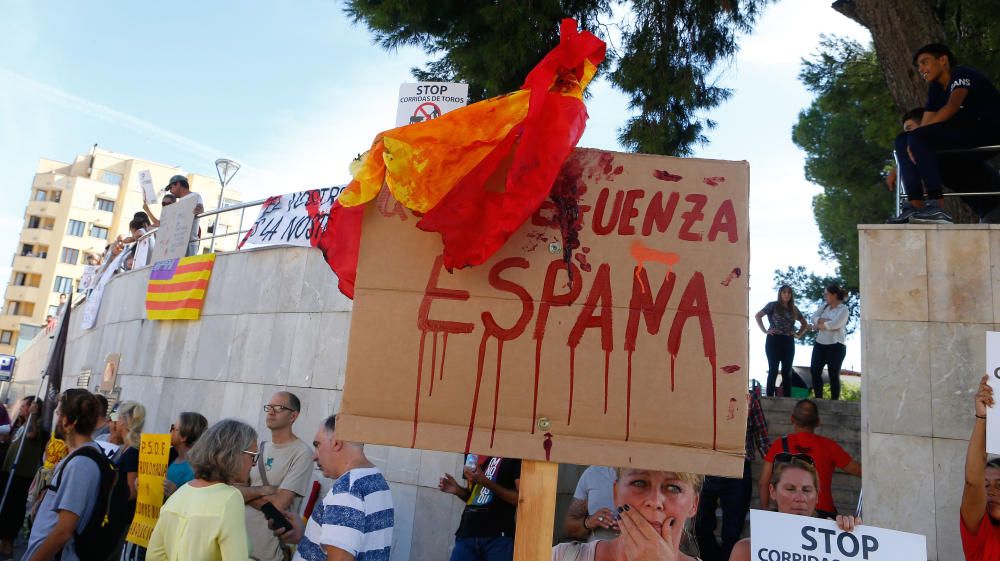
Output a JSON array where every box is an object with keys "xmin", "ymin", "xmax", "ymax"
[
  {"xmin": 773, "ymin": 266, "xmax": 858, "ymax": 346},
  {"xmin": 345, "ymin": 0, "xmax": 773, "ymax": 156},
  {"xmin": 791, "ymin": 38, "xmax": 896, "ymax": 292}
]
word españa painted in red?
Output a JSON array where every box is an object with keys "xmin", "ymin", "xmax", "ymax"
[{"xmin": 414, "ymin": 252, "xmax": 721, "ymax": 455}]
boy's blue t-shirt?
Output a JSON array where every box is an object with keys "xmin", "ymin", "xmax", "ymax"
[
  {"xmin": 166, "ymin": 458, "xmax": 195, "ymax": 487},
  {"xmin": 926, "ymin": 65, "xmax": 1000, "ymax": 122}
]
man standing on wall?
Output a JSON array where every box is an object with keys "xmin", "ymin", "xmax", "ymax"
[
  {"xmin": 237, "ymin": 392, "xmax": 314, "ymax": 561},
  {"xmin": 439, "ymin": 456, "xmax": 521, "ymax": 561},
  {"xmin": 165, "ymin": 174, "xmax": 205, "ymax": 256}
]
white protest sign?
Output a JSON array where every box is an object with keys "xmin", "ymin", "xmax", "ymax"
[
  {"xmin": 239, "ymin": 186, "xmax": 344, "ymax": 249},
  {"xmin": 81, "ymin": 251, "xmax": 126, "ymax": 330},
  {"xmin": 137, "ymin": 170, "xmax": 157, "ymax": 205},
  {"xmin": 395, "ymin": 82, "xmax": 470, "ymax": 128},
  {"xmin": 986, "ymin": 332, "xmax": 1000, "ymax": 454},
  {"xmin": 133, "ymin": 236, "xmax": 153, "ymax": 269},
  {"xmin": 150, "ymin": 195, "xmax": 197, "ymax": 263},
  {"xmin": 749, "ymin": 510, "xmax": 926, "ymax": 561},
  {"xmin": 79, "ymin": 265, "xmax": 99, "ymax": 292}
]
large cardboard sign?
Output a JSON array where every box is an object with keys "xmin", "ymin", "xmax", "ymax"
[
  {"xmin": 81, "ymin": 251, "xmax": 126, "ymax": 330},
  {"xmin": 126, "ymin": 433, "xmax": 171, "ymax": 548},
  {"xmin": 986, "ymin": 332, "xmax": 1000, "ymax": 454},
  {"xmin": 749, "ymin": 510, "xmax": 927, "ymax": 561},
  {"xmin": 240, "ymin": 186, "xmax": 345, "ymax": 248},
  {"xmin": 395, "ymin": 82, "xmax": 470, "ymax": 128},
  {"xmin": 150, "ymin": 195, "xmax": 197, "ymax": 263},
  {"xmin": 338, "ymin": 149, "xmax": 750, "ymax": 475}
]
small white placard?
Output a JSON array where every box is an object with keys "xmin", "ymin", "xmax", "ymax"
[
  {"xmin": 986, "ymin": 332, "xmax": 1000, "ymax": 454},
  {"xmin": 395, "ymin": 82, "xmax": 469, "ymax": 128},
  {"xmin": 749, "ymin": 510, "xmax": 926, "ymax": 561},
  {"xmin": 138, "ymin": 170, "xmax": 157, "ymax": 205}
]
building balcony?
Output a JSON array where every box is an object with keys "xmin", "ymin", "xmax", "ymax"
[
  {"xmin": 11, "ymin": 255, "xmax": 48, "ymax": 274},
  {"xmin": 26, "ymin": 199, "xmax": 58, "ymax": 217},
  {"xmin": 21, "ymin": 228, "xmax": 54, "ymax": 246},
  {"xmin": 4, "ymin": 285, "xmax": 40, "ymax": 303},
  {"xmin": 0, "ymin": 314, "xmax": 22, "ymax": 332}
]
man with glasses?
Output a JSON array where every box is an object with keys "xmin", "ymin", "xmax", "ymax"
[
  {"xmin": 237, "ymin": 391, "xmax": 315, "ymax": 561},
  {"xmin": 757, "ymin": 399, "xmax": 862, "ymax": 519}
]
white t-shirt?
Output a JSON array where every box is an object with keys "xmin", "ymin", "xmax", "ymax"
[
  {"xmin": 811, "ymin": 304, "xmax": 849, "ymax": 345},
  {"xmin": 572, "ymin": 466, "xmax": 617, "ymax": 542}
]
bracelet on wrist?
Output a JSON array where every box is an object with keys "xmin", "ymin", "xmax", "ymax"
[{"xmin": 976, "ymin": 414, "xmax": 987, "ymax": 420}]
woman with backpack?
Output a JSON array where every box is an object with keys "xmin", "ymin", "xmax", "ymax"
[
  {"xmin": 20, "ymin": 389, "xmax": 105, "ymax": 561},
  {"xmin": 808, "ymin": 284, "xmax": 850, "ymax": 400},
  {"xmin": 147, "ymin": 419, "xmax": 258, "ymax": 561}
]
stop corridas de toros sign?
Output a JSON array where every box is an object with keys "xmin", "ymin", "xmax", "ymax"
[{"xmin": 338, "ymin": 148, "xmax": 750, "ymax": 476}]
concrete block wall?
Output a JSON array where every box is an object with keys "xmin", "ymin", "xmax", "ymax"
[
  {"xmin": 8, "ymin": 246, "xmax": 466, "ymax": 561},
  {"xmin": 858, "ymin": 224, "xmax": 1000, "ymax": 561}
]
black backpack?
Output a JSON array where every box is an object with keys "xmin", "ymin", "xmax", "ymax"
[{"xmin": 47, "ymin": 444, "xmax": 130, "ymax": 561}]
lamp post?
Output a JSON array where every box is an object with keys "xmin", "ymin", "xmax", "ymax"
[{"xmin": 210, "ymin": 158, "xmax": 240, "ymax": 252}]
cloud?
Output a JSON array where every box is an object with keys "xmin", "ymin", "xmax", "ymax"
[{"xmin": 738, "ymin": 0, "xmax": 872, "ymax": 67}]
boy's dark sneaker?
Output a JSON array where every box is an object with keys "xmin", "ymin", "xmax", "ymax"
[
  {"xmin": 886, "ymin": 204, "xmax": 920, "ymax": 224},
  {"xmin": 910, "ymin": 206, "xmax": 954, "ymax": 224}
]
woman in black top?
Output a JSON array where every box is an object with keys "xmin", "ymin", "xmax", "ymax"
[{"xmin": 754, "ymin": 285, "xmax": 807, "ymax": 397}]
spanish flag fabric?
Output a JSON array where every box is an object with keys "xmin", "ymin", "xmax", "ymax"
[{"xmin": 145, "ymin": 254, "xmax": 215, "ymax": 320}]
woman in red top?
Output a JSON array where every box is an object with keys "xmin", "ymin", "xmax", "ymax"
[{"xmin": 961, "ymin": 375, "xmax": 1000, "ymax": 560}]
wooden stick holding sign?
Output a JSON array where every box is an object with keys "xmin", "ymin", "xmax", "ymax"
[{"xmin": 512, "ymin": 460, "xmax": 558, "ymax": 561}]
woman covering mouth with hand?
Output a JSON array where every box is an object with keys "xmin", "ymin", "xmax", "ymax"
[{"xmin": 553, "ymin": 469, "xmax": 703, "ymax": 561}]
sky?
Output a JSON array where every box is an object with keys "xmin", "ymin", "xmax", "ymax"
[{"xmin": 0, "ymin": 1, "xmax": 871, "ymax": 383}]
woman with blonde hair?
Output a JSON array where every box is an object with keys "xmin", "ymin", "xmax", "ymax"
[
  {"xmin": 728, "ymin": 456, "xmax": 861, "ymax": 561},
  {"xmin": 110, "ymin": 400, "xmax": 146, "ymax": 561},
  {"xmin": 148, "ymin": 418, "xmax": 259, "ymax": 561},
  {"xmin": 553, "ymin": 468, "xmax": 704, "ymax": 561}
]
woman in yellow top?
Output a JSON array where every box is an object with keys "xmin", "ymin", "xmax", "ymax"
[{"xmin": 147, "ymin": 419, "xmax": 259, "ymax": 561}]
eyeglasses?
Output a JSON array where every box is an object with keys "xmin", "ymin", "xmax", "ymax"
[
  {"xmin": 242, "ymin": 449, "xmax": 259, "ymax": 465},
  {"xmin": 774, "ymin": 453, "xmax": 815, "ymax": 466},
  {"xmin": 263, "ymin": 404, "xmax": 297, "ymax": 414}
]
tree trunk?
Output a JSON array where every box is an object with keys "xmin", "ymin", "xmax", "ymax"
[{"xmin": 831, "ymin": 0, "xmax": 945, "ymax": 112}]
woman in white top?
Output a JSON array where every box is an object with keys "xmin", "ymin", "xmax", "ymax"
[
  {"xmin": 552, "ymin": 469, "xmax": 703, "ymax": 561},
  {"xmin": 809, "ymin": 284, "xmax": 850, "ymax": 400}
]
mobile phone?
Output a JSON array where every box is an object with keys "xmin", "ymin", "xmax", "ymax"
[{"xmin": 260, "ymin": 502, "xmax": 293, "ymax": 532}]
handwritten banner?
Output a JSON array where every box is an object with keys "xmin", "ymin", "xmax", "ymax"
[
  {"xmin": 239, "ymin": 186, "xmax": 345, "ymax": 249},
  {"xmin": 338, "ymin": 148, "xmax": 750, "ymax": 476},
  {"xmin": 126, "ymin": 433, "xmax": 171, "ymax": 548},
  {"xmin": 749, "ymin": 510, "xmax": 926, "ymax": 561}
]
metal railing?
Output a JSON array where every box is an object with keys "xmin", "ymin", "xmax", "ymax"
[
  {"xmin": 195, "ymin": 198, "xmax": 267, "ymax": 252},
  {"xmin": 893, "ymin": 145, "xmax": 1000, "ymax": 215}
]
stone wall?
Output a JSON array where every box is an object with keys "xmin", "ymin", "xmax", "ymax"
[
  {"xmin": 7, "ymin": 246, "xmax": 466, "ymax": 561},
  {"xmin": 858, "ymin": 224, "xmax": 998, "ymax": 561}
]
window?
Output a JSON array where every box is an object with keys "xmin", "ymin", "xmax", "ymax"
[
  {"xmin": 90, "ymin": 225, "xmax": 108, "ymax": 240},
  {"xmin": 101, "ymin": 171, "xmax": 123, "ymax": 186},
  {"xmin": 13, "ymin": 273, "xmax": 25, "ymax": 286},
  {"xmin": 34, "ymin": 190, "xmax": 47, "ymax": 201},
  {"xmin": 27, "ymin": 216, "xmax": 41, "ymax": 229},
  {"xmin": 54, "ymin": 276, "xmax": 73, "ymax": 294},
  {"xmin": 51, "ymin": 191, "xmax": 61, "ymax": 203},
  {"xmin": 21, "ymin": 244, "xmax": 35, "ymax": 257},
  {"xmin": 95, "ymin": 198, "xmax": 115, "ymax": 213},
  {"xmin": 60, "ymin": 247, "xmax": 80, "ymax": 264},
  {"xmin": 67, "ymin": 220, "xmax": 85, "ymax": 237},
  {"xmin": 0, "ymin": 331, "xmax": 12, "ymax": 345}
]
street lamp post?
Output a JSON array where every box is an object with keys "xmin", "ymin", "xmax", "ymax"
[{"xmin": 211, "ymin": 158, "xmax": 241, "ymax": 252}]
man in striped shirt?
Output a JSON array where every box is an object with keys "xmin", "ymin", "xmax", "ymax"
[{"xmin": 292, "ymin": 415, "xmax": 394, "ymax": 561}]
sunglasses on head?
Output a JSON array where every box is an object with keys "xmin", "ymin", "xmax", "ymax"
[{"xmin": 774, "ymin": 452, "xmax": 815, "ymax": 466}]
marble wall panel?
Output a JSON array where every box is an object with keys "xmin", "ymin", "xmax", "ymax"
[
  {"xmin": 410, "ymin": 485, "xmax": 464, "ymax": 561},
  {"xmin": 389, "ymin": 483, "xmax": 417, "ymax": 561},
  {"xmin": 927, "ymin": 230, "xmax": 993, "ymax": 324},
  {"xmin": 385, "ymin": 446, "xmax": 421, "ymax": 486},
  {"xmin": 311, "ymin": 312, "xmax": 350, "ymax": 391},
  {"xmin": 991, "ymin": 230, "xmax": 1000, "ymax": 323},
  {"xmin": 863, "ymin": 432, "xmax": 936, "ymax": 559},
  {"xmin": 863, "ymin": 320, "xmax": 932, "ymax": 437},
  {"xmin": 300, "ymin": 249, "xmax": 353, "ymax": 313},
  {"xmin": 933, "ymin": 436, "xmax": 967, "ymax": 561},
  {"xmin": 287, "ymin": 313, "xmax": 324, "ymax": 389},
  {"xmin": 191, "ymin": 315, "xmax": 237, "ymax": 382},
  {"xmin": 231, "ymin": 313, "xmax": 297, "ymax": 385},
  {"xmin": 930, "ymin": 322, "xmax": 990, "ymax": 440},
  {"xmin": 417, "ymin": 450, "xmax": 465, "ymax": 489},
  {"xmin": 200, "ymin": 250, "xmax": 247, "ymax": 316},
  {"xmin": 858, "ymin": 227, "xmax": 929, "ymax": 322}
]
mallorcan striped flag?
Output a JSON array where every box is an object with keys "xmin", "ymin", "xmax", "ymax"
[{"xmin": 145, "ymin": 253, "xmax": 216, "ymax": 320}]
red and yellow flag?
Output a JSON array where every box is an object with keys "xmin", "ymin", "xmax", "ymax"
[{"xmin": 145, "ymin": 254, "xmax": 215, "ymax": 320}]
